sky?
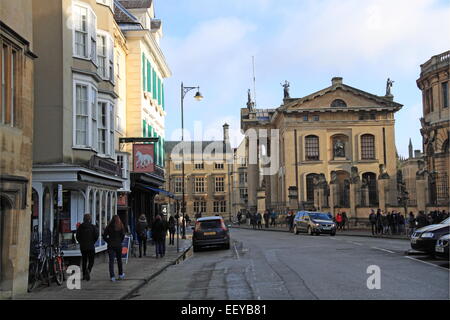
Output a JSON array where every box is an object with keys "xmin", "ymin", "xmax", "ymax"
[{"xmin": 155, "ymin": 0, "xmax": 450, "ymax": 157}]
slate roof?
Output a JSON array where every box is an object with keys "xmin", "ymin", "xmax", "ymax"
[
  {"xmin": 114, "ymin": 0, "xmax": 141, "ymax": 24},
  {"xmin": 118, "ymin": 0, "xmax": 152, "ymax": 9}
]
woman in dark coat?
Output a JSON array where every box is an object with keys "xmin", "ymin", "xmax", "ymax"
[
  {"xmin": 76, "ymin": 214, "xmax": 99, "ymax": 281},
  {"xmin": 151, "ymin": 215, "xmax": 167, "ymax": 258},
  {"xmin": 103, "ymin": 215, "xmax": 125, "ymax": 282}
]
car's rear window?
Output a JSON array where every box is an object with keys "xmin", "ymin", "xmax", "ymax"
[{"xmin": 200, "ymin": 220, "xmax": 222, "ymax": 229}]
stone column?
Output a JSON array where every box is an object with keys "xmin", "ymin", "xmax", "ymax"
[
  {"xmin": 257, "ymin": 188, "xmax": 266, "ymax": 214},
  {"xmin": 247, "ymin": 164, "xmax": 258, "ymax": 213},
  {"xmin": 270, "ymin": 173, "xmax": 278, "ymax": 210}
]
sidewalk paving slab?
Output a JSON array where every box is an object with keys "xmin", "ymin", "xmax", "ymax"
[{"xmin": 14, "ymin": 238, "xmax": 192, "ymax": 300}]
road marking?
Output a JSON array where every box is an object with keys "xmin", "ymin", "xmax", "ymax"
[
  {"xmin": 404, "ymin": 256, "xmax": 449, "ymax": 271},
  {"xmin": 372, "ymin": 247, "xmax": 395, "ymax": 254},
  {"xmin": 348, "ymin": 241, "xmax": 363, "ymax": 246},
  {"xmin": 233, "ymin": 242, "xmax": 240, "ymax": 260}
]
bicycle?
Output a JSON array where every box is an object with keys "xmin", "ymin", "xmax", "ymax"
[
  {"xmin": 28, "ymin": 242, "xmax": 51, "ymax": 292},
  {"xmin": 49, "ymin": 243, "xmax": 65, "ymax": 286}
]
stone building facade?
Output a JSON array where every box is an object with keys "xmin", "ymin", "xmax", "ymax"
[
  {"xmin": 158, "ymin": 124, "xmax": 233, "ymax": 219},
  {"xmin": 416, "ymin": 50, "xmax": 450, "ymax": 211},
  {"xmin": 240, "ymin": 77, "xmax": 403, "ymax": 221},
  {"xmin": 0, "ymin": 0, "xmax": 37, "ymax": 298}
]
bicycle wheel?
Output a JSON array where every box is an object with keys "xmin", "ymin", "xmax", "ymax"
[
  {"xmin": 53, "ymin": 257, "xmax": 64, "ymax": 286},
  {"xmin": 41, "ymin": 259, "xmax": 51, "ymax": 287},
  {"xmin": 27, "ymin": 260, "xmax": 38, "ymax": 292}
]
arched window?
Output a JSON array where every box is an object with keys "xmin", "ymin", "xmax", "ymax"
[
  {"xmin": 361, "ymin": 134, "xmax": 375, "ymax": 160},
  {"xmin": 331, "ymin": 99, "xmax": 347, "ymax": 108},
  {"xmin": 306, "ymin": 174, "xmax": 319, "ymax": 202},
  {"xmin": 305, "ymin": 135, "xmax": 319, "ymax": 161}
]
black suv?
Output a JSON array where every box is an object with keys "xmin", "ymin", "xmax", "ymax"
[{"xmin": 192, "ymin": 216, "xmax": 230, "ymax": 252}]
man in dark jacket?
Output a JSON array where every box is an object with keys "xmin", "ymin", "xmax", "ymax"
[
  {"xmin": 152, "ymin": 215, "xmax": 167, "ymax": 258},
  {"xmin": 76, "ymin": 214, "xmax": 99, "ymax": 281},
  {"xmin": 369, "ymin": 209, "xmax": 377, "ymax": 235}
]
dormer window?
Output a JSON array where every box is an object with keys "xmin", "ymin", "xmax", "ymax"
[{"xmin": 331, "ymin": 99, "xmax": 347, "ymax": 108}]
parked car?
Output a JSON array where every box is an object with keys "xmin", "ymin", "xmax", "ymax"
[
  {"xmin": 435, "ymin": 234, "xmax": 449, "ymax": 259},
  {"xmin": 410, "ymin": 218, "xmax": 450, "ymax": 254},
  {"xmin": 192, "ymin": 216, "xmax": 230, "ymax": 252},
  {"xmin": 293, "ymin": 211, "xmax": 336, "ymax": 236}
]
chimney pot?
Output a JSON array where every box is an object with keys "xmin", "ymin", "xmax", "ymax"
[{"xmin": 332, "ymin": 77, "xmax": 343, "ymax": 85}]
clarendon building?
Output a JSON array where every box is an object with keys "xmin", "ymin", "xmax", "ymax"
[{"xmin": 240, "ymin": 77, "xmax": 405, "ymax": 222}]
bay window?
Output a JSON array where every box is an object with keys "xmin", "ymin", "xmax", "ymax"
[
  {"xmin": 73, "ymin": 2, "xmax": 97, "ymax": 63},
  {"xmin": 75, "ymin": 84, "xmax": 89, "ymax": 145},
  {"xmin": 96, "ymin": 32, "xmax": 114, "ymax": 82},
  {"xmin": 98, "ymin": 102, "xmax": 107, "ymax": 154}
]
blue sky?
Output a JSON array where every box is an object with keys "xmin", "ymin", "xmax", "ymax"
[{"xmin": 155, "ymin": 0, "xmax": 450, "ymax": 157}]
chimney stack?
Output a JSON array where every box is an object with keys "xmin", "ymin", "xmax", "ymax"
[
  {"xmin": 223, "ymin": 123, "xmax": 230, "ymax": 145},
  {"xmin": 332, "ymin": 77, "xmax": 343, "ymax": 86}
]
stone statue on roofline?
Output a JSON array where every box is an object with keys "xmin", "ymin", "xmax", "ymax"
[
  {"xmin": 246, "ymin": 89, "xmax": 254, "ymax": 111},
  {"xmin": 386, "ymin": 78, "xmax": 394, "ymax": 96},
  {"xmin": 281, "ymin": 80, "xmax": 290, "ymax": 99}
]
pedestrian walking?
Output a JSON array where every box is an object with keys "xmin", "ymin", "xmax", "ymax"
[
  {"xmin": 168, "ymin": 216, "xmax": 176, "ymax": 245},
  {"xmin": 336, "ymin": 212, "xmax": 343, "ymax": 231},
  {"xmin": 256, "ymin": 212, "xmax": 263, "ymax": 229},
  {"xmin": 136, "ymin": 214, "xmax": 148, "ymax": 258},
  {"xmin": 369, "ymin": 209, "xmax": 377, "ymax": 235},
  {"xmin": 408, "ymin": 212, "xmax": 416, "ymax": 236},
  {"xmin": 250, "ymin": 212, "xmax": 256, "ymax": 229},
  {"xmin": 263, "ymin": 210, "xmax": 270, "ymax": 228},
  {"xmin": 75, "ymin": 214, "xmax": 99, "ymax": 281},
  {"xmin": 342, "ymin": 212, "xmax": 348, "ymax": 231},
  {"xmin": 399, "ymin": 213, "xmax": 405, "ymax": 234},
  {"xmin": 376, "ymin": 209, "xmax": 383, "ymax": 235},
  {"xmin": 103, "ymin": 215, "xmax": 126, "ymax": 282},
  {"xmin": 270, "ymin": 210, "xmax": 277, "ymax": 227},
  {"xmin": 237, "ymin": 212, "xmax": 242, "ymax": 225},
  {"xmin": 287, "ymin": 211, "xmax": 295, "ymax": 232},
  {"xmin": 382, "ymin": 211, "xmax": 389, "ymax": 235},
  {"xmin": 152, "ymin": 215, "xmax": 167, "ymax": 258}
]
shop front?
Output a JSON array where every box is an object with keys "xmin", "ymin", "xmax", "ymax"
[{"xmin": 32, "ymin": 163, "xmax": 124, "ymax": 257}]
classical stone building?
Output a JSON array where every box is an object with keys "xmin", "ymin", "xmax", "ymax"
[
  {"xmin": 416, "ymin": 50, "xmax": 450, "ymax": 211},
  {"xmin": 0, "ymin": 0, "xmax": 37, "ymax": 298},
  {"xmin": 241, "ymin": 77, "xmax": 403, "ymax": 221},
  {"xmin": 157, "ymin": 124, "xmax": 233, "ymax": 219},
  {"xmin": 230, "ymin": 139, "xmax": 248, "ymax": 218}
]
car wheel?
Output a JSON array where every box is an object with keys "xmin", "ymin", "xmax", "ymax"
[
  {"xmin": 308, "ymin": 226, "xmax": 313, "ymax": 236},
  {"xmin": 224, "ymin": 243, "xmax": 230, "ymax": 250},
  {"xmin": 330, "ymin": 231, "xmax": 336, "ymax": 236},
  {"xmin": 193, "ymin": 246, "xmax": 199, "ymax": 253},
  {"xmin": 294, "ymin": 225, "xmax": 299, "ymax": 235}
]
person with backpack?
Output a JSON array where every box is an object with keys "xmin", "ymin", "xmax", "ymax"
[
  {"xmin": 75, "ymin": 214, "xmax": 99, "ymax": 281},
  {"xmin": 103, "ymin": 215, "xmax": 126, "ymax": 282},
  {"xmin": 136, "ymin": 214, "xmax": 148, "ymax": 258},
  {"xmin": 168, "ymin": 216, "xmax": 176, "ymax": 245}
]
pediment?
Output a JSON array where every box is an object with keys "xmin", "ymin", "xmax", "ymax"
[{"xmin": 283, "ymin": 84, "xmax": 402, "ymax": 111}]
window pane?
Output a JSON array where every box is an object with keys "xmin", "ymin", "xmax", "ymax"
[
  {"xmin": 1, "ymin": 45, "xmax": 6, "ymax": 124},
  {"xmin": 305, "ymin": 136, "xmax": 319, "ymax": 160},
  {"xmin": 361, "ymin": 135, "xmax": 375, "ymax": 160},
  {"xmin": 11, "ymin": 50, "xmax": 15, "ymax": 126}
]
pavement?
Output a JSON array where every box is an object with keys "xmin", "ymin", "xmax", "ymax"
[
  {"xmin": 14, "ymin": 237, "xmax": 192, "ymax": 300},
  {"xmin": 232, "ymin": 223, "xmax": 410, "ymax": 240}
]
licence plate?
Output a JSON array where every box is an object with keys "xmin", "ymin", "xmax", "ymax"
[
  {"xmin": 204, "ymin": 232, "xmax": 216, "ymax": 236},
  {"xmin": 322, "ymin": 227, "xmax": 331, "ymax": 230},
  {"xmin": 436, "ymin": 247, "xmax": 444, "ymax": 253}
]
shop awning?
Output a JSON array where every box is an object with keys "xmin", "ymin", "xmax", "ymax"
[{"xmin": 144, "ymin": 186, "xmax": 175, "ymax": 199}]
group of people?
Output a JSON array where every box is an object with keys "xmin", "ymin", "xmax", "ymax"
[
  {"xmin": 75, "ymin": 212, "xmax": 180, "ymax": 283},
  {"xmin": 368, "ymin": 209, "xmax": 449, "ymax": 236},
  {"xmin": 241, "ymin": 210, "xmax": 279, "ymax": 229}
]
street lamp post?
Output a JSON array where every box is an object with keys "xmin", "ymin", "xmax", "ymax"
[{"xmin": 181, "ymin": 82, "xmax": 203, "ymax": 239}]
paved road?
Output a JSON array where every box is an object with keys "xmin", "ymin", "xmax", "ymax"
[{"xmin": 130, "ymin": 228, "xmax": 450, "ymax": 300}]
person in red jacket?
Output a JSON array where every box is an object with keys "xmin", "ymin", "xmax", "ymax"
[{"xmin": 335, "ymin": 212, "xmax": 343, "ymax": 231}]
